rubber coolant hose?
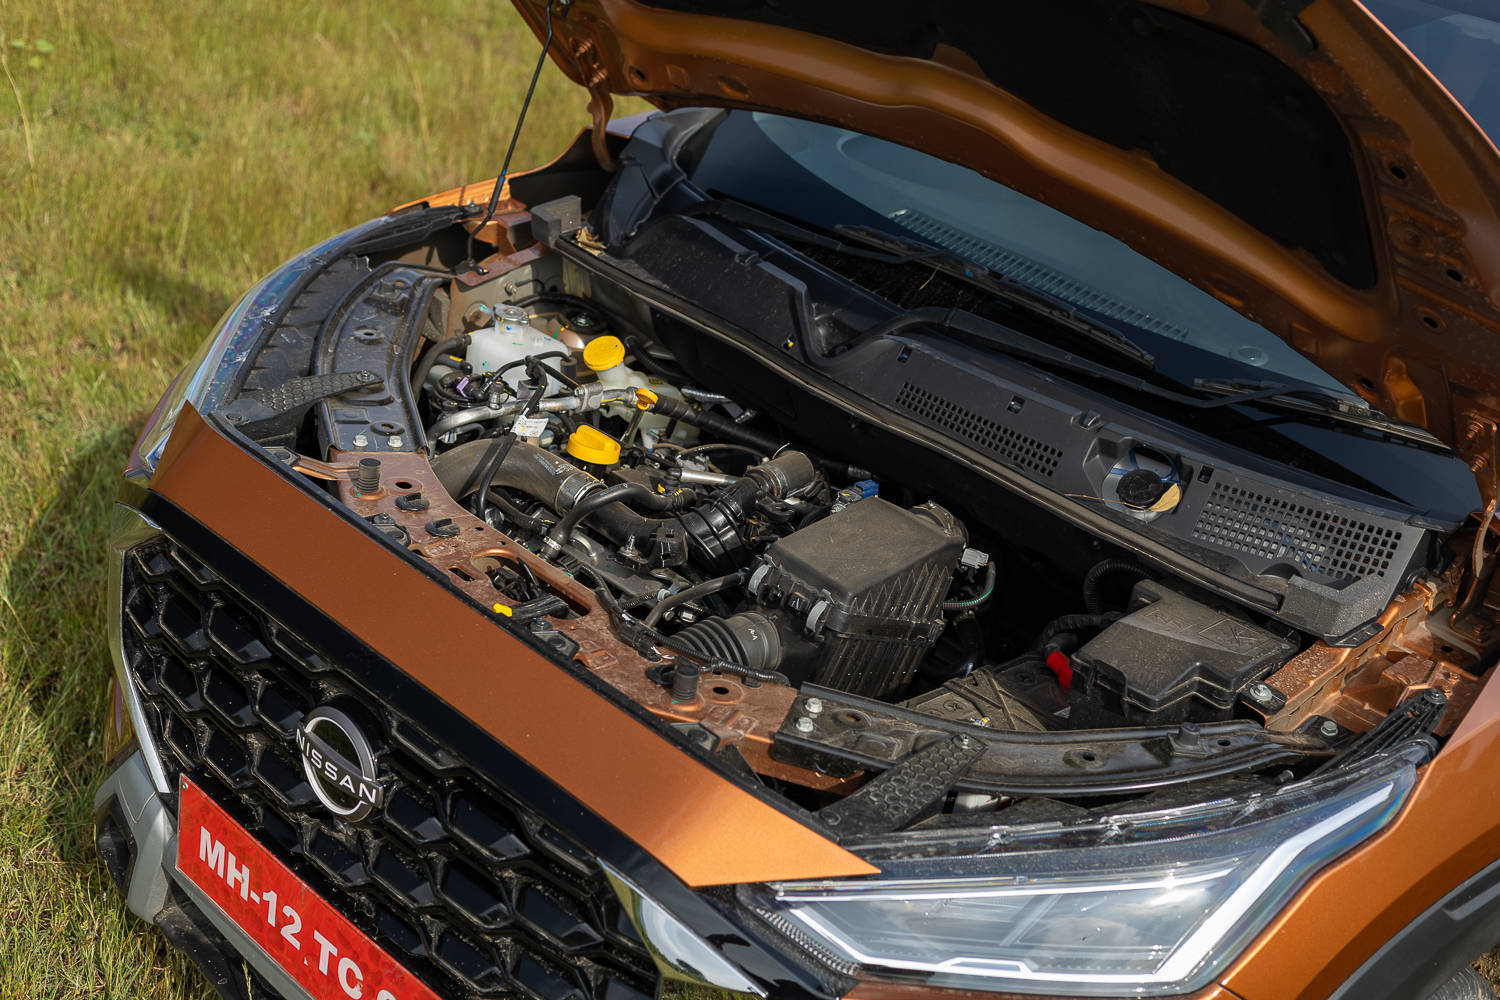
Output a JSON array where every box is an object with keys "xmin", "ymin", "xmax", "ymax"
[
  {"xmin": 646, "ymin": 394, "xmax": 785, "ymax": 455},
  {"xmin": 412, "ymin": 334, "xmax": 470, "ymax": 394}
]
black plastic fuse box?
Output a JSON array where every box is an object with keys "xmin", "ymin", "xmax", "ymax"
[{"xmin": 1070, "ymin": 580, "xmax": 1297, "ymax": 723}]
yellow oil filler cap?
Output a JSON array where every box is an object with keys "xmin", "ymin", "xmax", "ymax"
[
  {"xmin": 582, "ymin": 335, "xmax": 626, "ymax": 372},
  {"xmin": 566, "ymin": 425, "xmax": 622, "ymax": 466}
]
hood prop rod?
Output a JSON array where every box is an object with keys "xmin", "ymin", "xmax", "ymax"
[{"xmin": 465, "ymin": 0, "xmax": 570, "ymax": 274}]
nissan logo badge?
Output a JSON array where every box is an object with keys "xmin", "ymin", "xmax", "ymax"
[{"xmin": 296, "ymin": 706, "xmax": 384, "ymax": 821}]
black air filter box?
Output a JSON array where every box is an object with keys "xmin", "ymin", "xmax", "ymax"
[
  {"xmin": 748, "ymin": 498, "xmax": 966, "ymax": 701},
  {"xmin": 1070, "ymin": 580, "xmax": 1296, "ymax": 723}
]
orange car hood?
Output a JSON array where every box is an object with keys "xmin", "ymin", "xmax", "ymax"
[{"xmin": 516, "ymin": 0, "xmax": 1500, "ymax": 505}]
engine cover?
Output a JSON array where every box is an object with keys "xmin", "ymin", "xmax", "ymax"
[{"xmin": 748, "ymin": 498, "xmax": 966, "ymax": 700}]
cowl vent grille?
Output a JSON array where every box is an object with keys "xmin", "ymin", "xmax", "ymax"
[
  {"xmin": 894, "ymin": 382, "xmax": 1062, "ymax": 478},
  {"xmin": 1192, "ymin": 482, "xmax": 1402, "ymax": 583}
]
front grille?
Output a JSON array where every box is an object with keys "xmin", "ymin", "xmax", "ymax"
[{"xmin": 121, "ymin": 536, "xmax": 657, "ymax": 1000}]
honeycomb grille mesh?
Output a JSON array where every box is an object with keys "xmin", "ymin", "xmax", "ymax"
[
  {"xmin": 120, "ymin": 537, "xmax": 656, "ymax": 1000},
  {"xmin": 1191, "ymin": 482, "xmax": 1403, "ymax": 582},
  {"xmin": 894, "ymin": 381, "xmax": 1062, "ymax": 477}
]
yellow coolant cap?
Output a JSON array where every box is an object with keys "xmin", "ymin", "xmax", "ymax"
[
  {"xmin": 567, "ymin": 425, "xmax": 622, "ymax": 466},
  {"xmin": 582, "ymin": 335, "xmax": 625, "ymax": 372}
]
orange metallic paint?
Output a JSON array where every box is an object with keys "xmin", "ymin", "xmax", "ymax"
[
  {"xmin": 1218, "ymin": 656, "xmax": 1500, "ymax": 999},
  {"xmin": 509, "ymin": 0, "xmax": 1500, "ymax": 473},
  {"xmin": 149, "ymin": 406, "xmax": 877, "ymax": 887}
]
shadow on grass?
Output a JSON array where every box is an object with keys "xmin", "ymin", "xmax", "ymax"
[
  {"xmin": 2, "ymin": 419, "xmax": 210, "ymax": 996},
  {"xmin": 113, "ymin": 261, "xmax": 234, "ymax": 331}
]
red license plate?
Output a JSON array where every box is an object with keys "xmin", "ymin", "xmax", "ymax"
[{"xmin": 176, "ymin": 776, "xmax": 442, "ymax": 1000}]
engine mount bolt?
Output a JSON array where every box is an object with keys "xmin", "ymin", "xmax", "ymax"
[
  {"xmin": 794, "ymin": 715, "xmax": 815, "ymax": 733},
  {"xmin": 387, "ymin": 435, "xmax": 404, "ymax": 449},
  {"xmin": 804, "ymin": 698, "xmax": 824, "ymax": 715},
  {"xmin": 1249, "ymin": 683, "xmax": 1275, "ymax": 704},
  {"xmin": 355, "ymin": 458, "xmax": 381, "ymax": 494},
  {"xmin": 1319, "ymin": 719, "xmax": 1340, "ymax": 738},
  {"xmin": 352, "ymin": 433, "xmax": 369, "ymax": 449}
]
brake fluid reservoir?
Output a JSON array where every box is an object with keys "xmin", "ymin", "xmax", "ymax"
[
  {"xmin": 466, "ymin": 305, "xmax": 565, "ymax": 394},
  {"xmin": 582, "ymin": 336, "xmax": 697, "ymax": 442}
]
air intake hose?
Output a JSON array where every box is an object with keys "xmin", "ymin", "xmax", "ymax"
[{"xmin": 670, "ymin": 612, "xmax": 784, "ymax": 678}]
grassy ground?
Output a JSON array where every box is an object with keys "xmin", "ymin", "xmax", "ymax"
[
  {"xmin": 4, "ymin": 2, "xmax": 1500, "ymax": 999},
  {"xmin": 0, "ymin": 1, "xmax": 619, "ymax": 995}
]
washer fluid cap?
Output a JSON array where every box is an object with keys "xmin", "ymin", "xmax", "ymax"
[
  {"xmin": 583, "ymin": 335, "xmax": 626, "ymax": 372},
  {"xmin": 1116, "ymin": 468, "xmax": 1169, "ymax": 509},
  {"xmin": 567, "ymin": 425, "xmax": 622, "ymax": 466}
]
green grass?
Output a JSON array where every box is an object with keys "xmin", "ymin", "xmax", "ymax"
[{"xmin": 0, "ymin": 1, "xmax": 627, "ymax": 994}]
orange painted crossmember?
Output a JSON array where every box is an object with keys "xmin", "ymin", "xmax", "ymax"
[{"xmin": 151, "ymin": 407, "xmax": 877, "ymax": 887}]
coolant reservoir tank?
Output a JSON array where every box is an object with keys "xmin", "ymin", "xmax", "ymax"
[
  {"xmin": 466, "ymin": 305, "xmax": 564, "ymax": 394},
  {"xmin": 583, "ymin": 336, "xmax": 697, "ymax": 442}
]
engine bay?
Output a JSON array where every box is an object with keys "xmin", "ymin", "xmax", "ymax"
[{"xmin": 215, "ymin": 186, "xmax": 1500, "ymax": 834}]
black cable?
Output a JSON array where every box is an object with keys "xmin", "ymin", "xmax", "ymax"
[
  {"xmin": 515, "ymin": 291, "xmax": 607, "ymax": 315},
  {"xmin": 622, "ymin": 335, "xmax": 689, "ymax": 382},
  {"xmin": 496, "ymin": 350, "xmax": 572, "ymax": 383},
  {"xmin": 1082, "ymin": 558, "xmax": 1150, "ymax": 615},
  {"xmin": 1032, "ymin": 612, "xmax": 1119, "ymax": 653},
  {"xmin": 486, "ymin": 489, "xmax": 555, "ymax": 534},
  {"xmin": 644, "ymin": 573, "xmax": 743, "ymax": 628},
  {"xmin": 645, "ymin": 394, "xmax": 786, "ymax": 455},
  {"xmin": 943, "ymin": 561, "xmax": 997, "ymax": 610},
  {"xmin": 461, "ymin": 373, "xmax": 548, "ymax": 519},
  {"xmin": 464, "ymin": 0, "xmax": 567, "ymax": 273}
]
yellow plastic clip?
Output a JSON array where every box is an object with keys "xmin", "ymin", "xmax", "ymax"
[
  {"xmin": 634, "ymin": 387, "xmax": 659, "ymax": 411},
  {"xmin": 491, "ymin": 603, "xmax": 513, "ymax": 617}
]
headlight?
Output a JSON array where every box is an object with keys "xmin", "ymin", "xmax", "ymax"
[
  {"xmin": 746, "ymin": 748, "xmax": 1421, "ymax": 997},
  {"xmin": 125, "ymin": 221, "xmax": 385, "ymax": 483}
]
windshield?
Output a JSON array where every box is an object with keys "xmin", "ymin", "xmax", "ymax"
[
  {"xmin": 1363, "ymin": 0, "xmax": 1500, "ymax": 145},
  {"xmin": 679, "ymin": 109, "xmax": 1479, "ymax": 518},
  {"xmin": 690, "ymin": 112, "xmax": 1345, "ymax": 392}
]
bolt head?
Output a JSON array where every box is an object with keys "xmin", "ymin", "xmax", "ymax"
[
  {"xmin": 794, "ymin": 715, "xmax": 815, "ymax": 733},
  {"xmin": 804, "ymin": 698, "xmax": 824, "ymax": 715},
  {"xmin": 1319, "ymin": 719, "xmax": 1340, "ymax": 738},
  {"xmin": 352, "ymin": 433, "xmax": 369, "ymax": 448},
  {"xmin": 387, "ymin": 435, "xmax": 404, "ymax": 449},
  {"xmin": 1249, "ymin": 683, "xmax": 1274, "ymax": 703}
]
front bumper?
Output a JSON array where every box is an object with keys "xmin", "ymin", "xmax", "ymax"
[
  {"xmin": 100, "ymin": 486, "xmax": 823, "ymax": 1000},
  {"xmin": 94, "ymin": 750, "xmax": 313, "ymax": 1000},
  {"xmin": 99, "ymin": 398, "xmax": 1500, "ymax": 1000}
]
